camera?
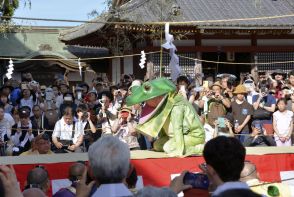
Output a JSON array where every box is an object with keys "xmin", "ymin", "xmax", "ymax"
[
  {"xmin": 82, "ymin": 111, "xmax": 88, "ymax": 119},
  {"xmin": 193, "ymin": 86, "xmax": 203, "ymax": 92},
  {"xmin": 260, "ymin": 87, "xmax": 268, "ymax": 95},
  {"xmin": 183, "ymin": 172, "xmax": 210, "ymax": 190}
]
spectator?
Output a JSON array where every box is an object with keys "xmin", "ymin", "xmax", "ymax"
[
  {"xmin": 55, "ymin": 83, "xmax": 69, "ymax": 109},
  {"xmin": 9, "ymin": 82, "xmax": 22, "ymax": 106},
  {"xmin": 76, "ymin": 104, "xmax": 98, "ymax": 151},
  {"xmin": 10, "ymin": 106, "xmax": 37, "ymax": 156},
  {"xmin": 19, "ymin": 84, "xmax": 37, "ymax": 116},
  {"xmin": 240, "ymin": 161, "xmax": 291, "ymax": 196},
  {"xmin": 212, "ymin": 116, "xmax": 234, "ymax": 139},
  {"xmin": 243, "ymin": 121, "xmax": 276, "ymax": 147},
  {"xmin": 253, "ymin": 80, "xmax": 276, "ymax": 135},
  {"xmin": 10, "ymin": 107, "xmax": 18, "ymax": 127},
  {"xmin": 220, "ymin": 74, "xmax": 235, "ymax": 100},
  {"xmin": 112, "ymin": 106, "xmax": 140, "ymax": 150},
  {"xmin": 0, "ymin": 165, "xmax": 23, "ymax": 197},
  {"xmin": 84, "ymin": 90, "xmax": 100, "ymax": 125},
  {"xmin": 0, "ymin": 93, "xmax": 13, "ymax": 114},
  {"xmin": 53, "ymin": 162, "xmax": 86, "ymax": 197},
  {"xmin": 97, "ymin": 91, "xmax": 117, "ymax": 135},
  {"xmin": 23, "ymin": 188, "xmax": 47, "ymax": 197},
  {"xmin": 243, "ymin": 78, "xmax": 258, "ymax": 105},
  {"xmin": 136, "ymin": 186, "xmax": 177, "ymax": 197},
  {"xmin": 87, "ymin": 136, "xmax": 133, "ymax": 196},
  {"xmin": 74, "ymin": 86, "xmax": 84, "ymax": 106},
  {"xmin": 170, "ymin": 137, "xmax": 248, "ymax": 196},
  {"xmin": 52, "ymin": 85, "xmax": 63, "ymax": 109},
  {"xmin": 0, "ymin": 105, "xmax": 11, "ymax": 156},
  {"xmin": 0, "ymin": 84, "xmax": 13, "ymax": 98},
  {"xmin": 20, "ymin": 133, "xmax": 54, "ymax": 155},
  {"xmin": 94, "ymin": 81, "xmax": 104, "ymax": 95},
  {"xmin": 288, "ymin": 70, "xmax": 294, "ymax": 91},
  {"xmin": 59, "ymin": 92, "xmax": 77, "ymax": 117},
  {"xmin": 273, "ymin": 98, "xmax": 293, "ymax": 146},
  {"xmin": 52, "ymin": 107, "xmax": 84, "ymax": 153},
  {"xmin": 24, "ymin": 166, "xmax": 50, "ymax": 195},
  {"xmin": 200, "ymin": 82, "xmax": 230, "ymax": 141},
  {"xmin": 30, "ymin": 105, "xmax": 49, "ymax": 134},
  {"xmin": 202, "ymin": 136, "xmax": 248, "ymax": 196},
  {"xmin": 78, "ymin": 83, "xmax": 89, "ymax": 97},
  {"xmin": 176, "ymin": 75, "xmax": 190, "ymax": 100},
  {"xmin": 231, "ymin": 85, "xmax": 253, "ymax": 144}
]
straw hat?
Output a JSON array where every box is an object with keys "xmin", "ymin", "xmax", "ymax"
[
  {"xmin": 210, "ymin": 81, "xmax": 223, "ymax": 89},
  {"xmin": 233, "ymin": 85, "xmax": 247, "ymax": 94}
]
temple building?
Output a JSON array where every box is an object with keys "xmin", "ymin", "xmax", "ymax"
[
  {"xmin": 0, "ymin": 26, "xmax": 108, "ymax": 85},
  {"xmin": 59, "ymin": 0, "xmax": 294, "ymax": 82}
]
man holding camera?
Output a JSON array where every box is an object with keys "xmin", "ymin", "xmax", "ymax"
[
  {"xmin": 97, "ymin": 91, "xmax": 118, "ymax": 135},
  {"xmin": 52, "ymin": 107, "xmax": 84, "ymax": 153},
  {"xmin": 199, "ymin": 82, "xmax": 231, "ymax": 141},
  {"xmin": 252, "ymin": 81, "xmax": 276, "ymax": 135},
  {"xmin": 170, "ymin": 137, "xmax": 258, "ymax": 196},
  {"xmin": 243, "ymin": 120, "xmax": 276, "ymax": 147}
]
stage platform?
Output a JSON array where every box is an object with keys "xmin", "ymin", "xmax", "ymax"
[
  {"xmin": 1, "ymin": 146, "xmax": 294, "ymax": 164},
  {"xmin": 1, "ymin": 147, "xmax": 294, "ymax": 196}
]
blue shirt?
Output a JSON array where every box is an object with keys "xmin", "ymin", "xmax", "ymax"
[{"xmin": 252, "ymin": 94, "xmax": 276, "ymax": 124}]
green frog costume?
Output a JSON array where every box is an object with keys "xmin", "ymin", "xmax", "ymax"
[{"xmin": 126, "ymin": 78, "xmax": 205, "ymax": 156}]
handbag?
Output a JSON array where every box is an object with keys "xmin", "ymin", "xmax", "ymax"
[{"xmin": 252, "ymin": 108, "xmax": 271, "ymax": 120}]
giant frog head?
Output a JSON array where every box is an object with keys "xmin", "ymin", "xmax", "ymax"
[
  {"xmin": 126, "ymin": 78, "xmax": 176, "ymax": 123},
  {"xmin": 126, "ymin": 78, "xmax": 176, "ymax": 106}
]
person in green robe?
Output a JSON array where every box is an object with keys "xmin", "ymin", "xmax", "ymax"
[{"xmin": 126, "ymin": 78, "xmax": 205, "ymax": 157}]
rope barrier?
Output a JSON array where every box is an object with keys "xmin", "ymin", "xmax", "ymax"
[
  {"xmin": 0, "ymin": 49, "xmax": 293, "ymax": 66},
  {"xmin": 1, "ymin": 13, "xmax": 294, "ymax": 25},
  {"xmin": 3, "ymin": 126, "xmax": 293, "ymax": 137},
  {"xmin": 0, "ymin": 51, "xmax": 161, "ymax": 61}
]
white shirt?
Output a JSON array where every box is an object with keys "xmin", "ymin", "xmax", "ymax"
[
  {"xmin": 0, "ymin": 113, "xmax": 15, "ymax": 140},
  {"xmin": 273, "ymin": 110, "xmax": 293, "ymax": 137},
  {"xmin": 55, "ymin": 95, "xmax": 64, "ymax": 108},
  {"xmin": 52, "ymin": 118, "xmax": 84, "ymax": 144},
  {"xmin": 204, "ymin": 123, "xmax": 214, "ymax": 142},
  {"xmin": 91, "ymin": 183, "xmax": 133, "ymax": 197},
  {"xmin": 247, "ymin": 91, "xmax": 259, "ymax": 105},
  {"xmin": 212, "ymin": 181, "xmax": 250, "ymax": 196},
  {"xmin": 20, "ymin": 96, "xmax": 35, "ymax": 116}
]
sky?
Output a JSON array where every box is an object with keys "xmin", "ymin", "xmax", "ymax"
[{"xmin": 13, "ymin": 0, "xmax": 107, "ymax": 26}]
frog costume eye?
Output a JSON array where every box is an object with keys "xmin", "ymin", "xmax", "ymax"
[
  {"xmin": 126, "ymin": 78, "xmax": 176, "ymax": 106},
  {"xmin": 143, "ymin": 83, "xmax": 152, "ymax": 93}
]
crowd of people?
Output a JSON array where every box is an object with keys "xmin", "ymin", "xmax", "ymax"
[
  {"xmin": 0, "ymin": 135, "xmax": 289, "ymax": 197},
  {"xmin": 0, "ymin": 68, "xmax": 293, "ymax": 156}
]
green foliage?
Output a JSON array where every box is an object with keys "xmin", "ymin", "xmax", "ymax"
[{"xmin": 0, "ymin": 0, "xmax": 19, "ymax": 17}]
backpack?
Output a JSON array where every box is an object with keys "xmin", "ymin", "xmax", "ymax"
[{"xmin": 206, "ymin": 100, "xmax": 227, "ymax": 127}]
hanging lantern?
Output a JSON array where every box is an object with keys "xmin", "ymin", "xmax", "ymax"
[
  {"xmin": 78, "ymin": 58, "xmax": 82, "ymax": 77},
  {"xmin": 6, "ymin": 58, "xmax": 14, "ymax": 79}
]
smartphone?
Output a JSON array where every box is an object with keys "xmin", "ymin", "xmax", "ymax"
[
  {"xmin": 77, "ymin": 91, "xmax": 82, "ymax": 100},
  {"xmin": 203, "ymin": 81, "xmax": 209, "ymax": 89},
  {"xmin": 254, "ymin": 121, "xmax": 263, "ymax": 134},
  {"xmin": 217, "ymin": 117, "xmax": 226, "ymax": 128},
  {"xmin": 183, "ymin": 172, "xmax": 210, "ymax": 190},
  {"xmin": 180, "ymin": 85, "xmax": 186, "ymax": 92}
]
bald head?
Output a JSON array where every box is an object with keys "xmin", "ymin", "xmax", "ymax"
[
  {"xmin": 240, "ymin": 162, "xmax": 258, "ymax": 182},
  {"xmin": 27, "ymin": 167, "xmax": 49, "ymax": 192},
  {"xmin": 69, "ymin": 162, "xmax": 85, "ymax": 182},
  {"xmin": 23, "ymin": 188, "xmax": 46, "ymax": 197}
]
